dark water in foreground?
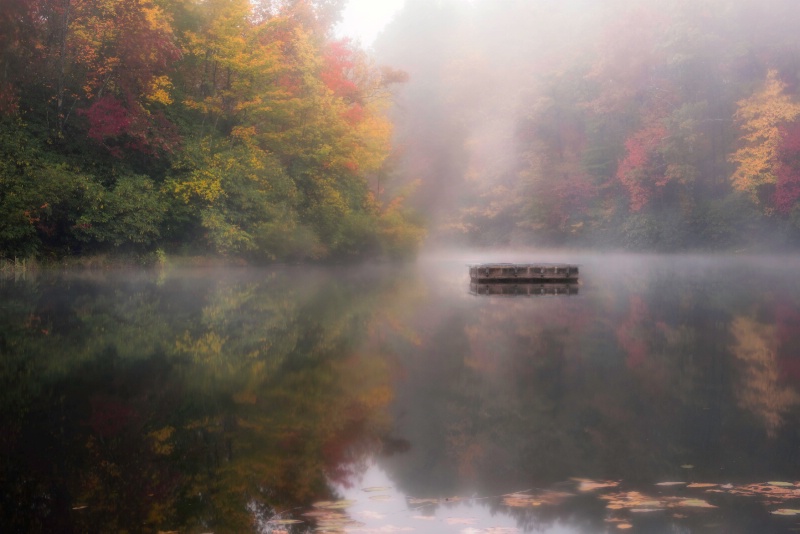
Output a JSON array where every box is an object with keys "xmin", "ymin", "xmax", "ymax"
[{"xmin": 3, "ymin": 253, "xmax": 800, "ymax": 533}]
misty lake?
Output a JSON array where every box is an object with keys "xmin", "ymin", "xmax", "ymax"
[{"xmin": 4, "ymin": 252, "xmax": 800, "ymax": 533}]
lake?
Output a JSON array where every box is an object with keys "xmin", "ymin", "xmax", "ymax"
[{"xmin": 3, "ymin": 252, "xmax": 800, "ymax": 533}]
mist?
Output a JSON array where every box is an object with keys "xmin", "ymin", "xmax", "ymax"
[{"xmin": 373, "ymin": 0, "xmax": 800, "ymax": 253}]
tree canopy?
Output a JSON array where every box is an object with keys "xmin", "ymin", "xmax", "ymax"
[
  {"xmin": 0, "ymin": 0, "xmax": 422, "ymax": 261},
  {"xmin": 376, "ymin": 0, "xmax": 800, "ymax": 250}
]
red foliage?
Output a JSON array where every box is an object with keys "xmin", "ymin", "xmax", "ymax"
[
  {"xmin": 616, "ymin": 122, "xmax": 667, "ymax": 211},
  {"xmin": 540, "ymin": 171, "xmax": 597, "ymax": 228},
  {"xmin": 774, "ymin": 302, "xmax": 800, "ymax": 383},
  {"xmin": 320, "ymin": 39, "xmax": 360, "ymax": 102},
  {"xmin": 88, "ymin": 395, "xmax": 138, "ymax": 438},
  {"xmin": 81, "ymin": 94, "xmax": 179, "ymax": 156},
  {"xmin": 342, "ymin": 103, "xmax": 364, "ymax": 125},
  {"xmin": 0, "ymin": 81, "xmax": 17, "ymax": 115},
  {"xmin": 84, "ymin": 95, "xmax": 132, "ymax": 142},
  {"xmin": 616, "ymin": 296, "xmax": 650, "ymax": 368},
  {"xmin": 774, "ymin": 123, "xmax": 800, "ymax": 213},
  {"xmin": 321, "ymin": 416, "xmax": 370, "ymax": 488}
]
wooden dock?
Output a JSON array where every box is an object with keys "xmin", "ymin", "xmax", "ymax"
[{"xmin": 469, "ymin": 263, "xmax": 579, "ymax": 283}]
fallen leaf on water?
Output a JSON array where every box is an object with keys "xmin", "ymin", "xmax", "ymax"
[
  {"xmin": 768, "ymin": 482, "xmax": 795, "ymax": 487},
  {"xmin": 575, "ymin": 479, "xmax": 619, "ymax": 492},
  {"xmin": 72, "ymin": 505, "xmax": 88, "ymax": 510},
  {"xmin": 408, "ymin": 498, "xmax": 440, "ymax": 505},
  {"xmin": 267, "ymin": 519, "xmax": 304, "ymax": 525},
  {"xmin": 313, "ymin": 500, "xmax": 356, "ymax": 510},
  {"xmin": 631, "ymin": 508, "xmax": 664, "ymax": 513},
  {"xmin": 772, "ymin": 509, "xmax": 800, "ymax": 516},
  {"xmin": 681, "ymin": 465, "xmax": 694, "ymax": 469},
  {"xmin": 316, "ymin": 516, "xmax": 364, "ymax": 530},
  {"xmin": 302, "ymin": 510, "xmax": 334, "ymax": 518},
  {"xmin": 363, "ymin": 486, "xmax": 392, "ymax": 492},
  {"xmin": 687, "ymin": 483, "xmax": 717, "ymax": 488},
  {"xmin": 503, "ymin": 493, "xmax": 531, "ymax": 499},
  {"xmin": 503, "ymin": 491, "xmax": 571, "ymax": 508},
  {"xmin": 656, "ymin": 482, "xmax": 686, "ymax": 486},
  {"xmin": 617, "ymin": 523, "xmax": 633, "ymax": 530},
  {"xmin": 674, "ymin": 499, "xmax": 716, "ymax": 508}
]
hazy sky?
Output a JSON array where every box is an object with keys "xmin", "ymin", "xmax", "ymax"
[{"xmin": 335, "ymin": 0, "xmax": 406, "ymax": 47}]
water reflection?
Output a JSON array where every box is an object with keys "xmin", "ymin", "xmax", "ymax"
[
  {"xmin": 0, "ymin": 265, "xmax": 404, "ymax": 532},
  {"xmin": 469, "ymin": 282, "xmax": 580, "ymax": 296},
  {"xmin": 2, "ymin": 255, "xmax": 800, "ymax": 532}
]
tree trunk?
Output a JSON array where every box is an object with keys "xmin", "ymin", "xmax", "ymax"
[{"xmin": 56, "ymin": 0, "xmax": 71, "ymax": 137}]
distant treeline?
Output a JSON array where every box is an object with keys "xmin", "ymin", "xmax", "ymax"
[
  {"xmin": 378, "ymin": 0, "xmax": 800, "ymax": 251},
  {"xmin": 0, "ymin": 0, "xmax": 424, "ymax": 261}
]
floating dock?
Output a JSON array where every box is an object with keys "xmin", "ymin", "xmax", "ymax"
[{"xmin": 469, "ymin": 263, "xmax": 579, "ymax": 283}]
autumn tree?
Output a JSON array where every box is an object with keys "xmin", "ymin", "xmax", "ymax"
[
  {"xmin": 774, "ymin": 123, "xmax": 800, "ymax": 214},
  {"xmin": 730, "ymin": 70, "xmax": 800, "ymax": 209}
]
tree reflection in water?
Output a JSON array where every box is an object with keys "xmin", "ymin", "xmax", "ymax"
[{"xmin": 3, "ymin": 256, "xmax": 800, "ymax": 532}]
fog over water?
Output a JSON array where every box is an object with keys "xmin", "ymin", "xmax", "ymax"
[{"xmin": 4, "ymin": 252, "xmax": 800, "ymax": 531}]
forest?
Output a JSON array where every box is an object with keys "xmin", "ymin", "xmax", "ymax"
[
  {"xmin": 5, "ymin": 0, "xmax": 800, "ymax": 261},
  {"xmin": 0, "ymin": 0, "xmax": 423, "ymax": 262},
  {"xmin": 376, "ymin": 0, "xmax": 800, "ymax": 251}
]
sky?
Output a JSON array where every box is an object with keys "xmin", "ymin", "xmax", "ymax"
[{"xmin": 335, "ymin": 0, "xmax": 406, "ymax": 47}]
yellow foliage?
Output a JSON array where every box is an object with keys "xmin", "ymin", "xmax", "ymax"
[
  {"xmin": 730, "ymin": 70, "xmax": 800, "ymax": 201},
  {"xmin": 172, "ymin": 166, "xmax": 225, "ymax": 203},
  {"xmin": 147, "ymin": 426, "xmax": 175, "ymax": 455},
  {"xmin": 730, "ymin": 316, "xmax": 799, "ymax": 436},
  {"xmin": 145, "ymin": 75, "xmax": 174, "ymax": 105},
  {"xmin": 358, "ymin": 385, "xmax": 393, "ymax": 409},
  {"xmin": 142, "ymin": 2, "xmax": 173, "ymax": 34},
  {"xmin": 352, "ymin": 113, "xmax": 393, "ymax": 173}
]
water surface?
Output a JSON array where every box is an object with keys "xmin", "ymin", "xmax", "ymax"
[{"xmin": 3, "ymin": 253, "xmax": 800, "ymax": 533}]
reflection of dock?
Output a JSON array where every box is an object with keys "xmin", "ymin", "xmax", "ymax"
[
  {"xmin": 469, "ymin": 263, "xmax": 579, "ymax": 282},
  {"xmin": 470, "ymin": 282, "xmax": 579, "ymax": 297}
]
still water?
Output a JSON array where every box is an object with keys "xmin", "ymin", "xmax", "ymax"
[{"xmin": 3, "ymin": 253, "xmax": 800, "ymax": 533}]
